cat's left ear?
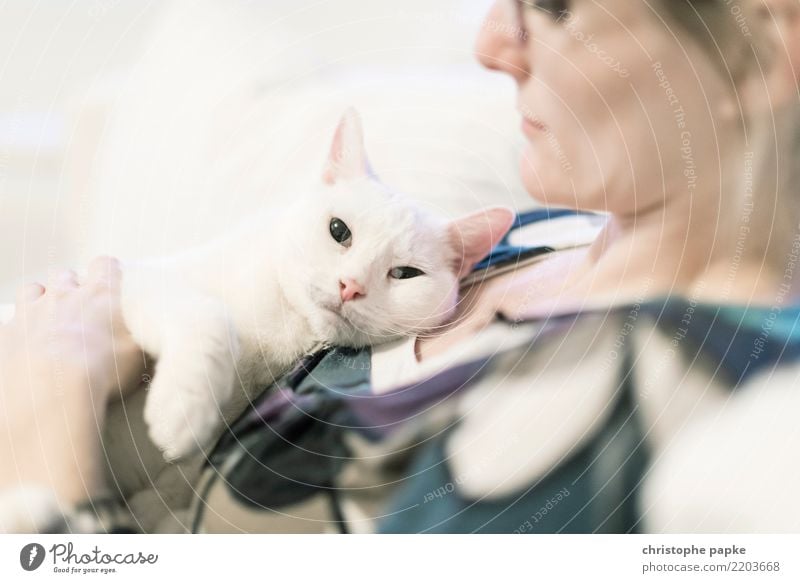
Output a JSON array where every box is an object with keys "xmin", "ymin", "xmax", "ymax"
[
  {"xmin": 448, "ymin": 207, "xmax": 515, "ymax": 278},
  {"xmin": 323, "ymin": 108, "xmax": 371, "ymax": 185}
]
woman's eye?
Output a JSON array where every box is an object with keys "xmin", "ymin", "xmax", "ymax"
[
  {"xmin": 329, "ymin": 218, "xmax": 352, "ymax": 247},
  {"xmin": 531, "ymin": 0, "xmax": 569, "ymax": 19},
  {"xmin": 389, "ymin": 267, "xmax": 425, "ymax": 280}
]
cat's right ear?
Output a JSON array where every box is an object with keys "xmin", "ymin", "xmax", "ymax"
[
  {"xmin": 448, "ymin": 207, "xmax": 515, "ymax": 279},
  {"xmin": 323, "ymin": 108, "xmax": 370, "ymax": 185}
]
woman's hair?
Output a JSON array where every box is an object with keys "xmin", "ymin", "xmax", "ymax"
[
  {"xmin": 662, "ymin": 0, "xmax": 800, "ymax": 279},
  {"xmin": 660, "ymin": 0, "xmax": 762, "ymax": 83}
]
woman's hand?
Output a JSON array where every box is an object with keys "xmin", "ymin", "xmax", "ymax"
[{"xmin": 0, "ymin": 256, "xmax": 143, "ymax": 507}]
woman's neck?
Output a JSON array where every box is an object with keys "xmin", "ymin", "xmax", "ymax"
[{"xmin": 579, "ymin": 197, "xmax": 787, "ymax": 306}]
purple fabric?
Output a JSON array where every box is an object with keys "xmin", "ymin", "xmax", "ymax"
[{"xmin": 343, "ymin": 358, "xmax": 490, "ymax": 433}]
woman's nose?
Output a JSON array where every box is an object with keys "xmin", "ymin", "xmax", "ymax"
[
  {"xmin": 475, "ymin": 1, "xmax": 530, "ymax": 83},
  {"xmin": 339, "ymin": 278, "xmax": 365, "ymax": 302}
]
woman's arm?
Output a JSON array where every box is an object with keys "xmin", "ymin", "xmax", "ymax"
[{"xmin": 0, "ymin": 256, "xmax": 143, "ymax": 531}]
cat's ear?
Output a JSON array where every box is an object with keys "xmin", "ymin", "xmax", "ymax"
[
  {"xmin": 323, "ymin": 108, "xmax": 370, "ymax": 185},
  {"xmin": 448, "ymin": 207, "xmax": 515, "ymax": 278}
]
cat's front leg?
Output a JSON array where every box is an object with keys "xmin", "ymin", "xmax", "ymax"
[{"xmin": 136, "ymin": 297, "xmax": 241, "ymax": 461}]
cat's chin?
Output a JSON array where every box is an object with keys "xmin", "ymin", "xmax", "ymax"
[
  {"xmin": 308, "ymin": 304, "xmax": 361, "ymax": 344},
  {"xmin": 310, "ymin": 305, "xmax": 395, "ymax": 348},
  {"xmin": 317, "ymin": 302, "xmax": 351, "ymax": 324}
]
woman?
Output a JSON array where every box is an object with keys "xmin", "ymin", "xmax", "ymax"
[{"xmin": 3, "ymin": 0, "xmax": 800, "ymax": 533}]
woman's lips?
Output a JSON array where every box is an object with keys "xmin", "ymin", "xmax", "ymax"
[{"xmin": 521, "ymin": 116, "xmax": 547, "ymax": 137}]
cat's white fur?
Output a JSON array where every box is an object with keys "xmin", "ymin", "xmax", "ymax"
[
  {"xmin": 96, "ymin": 109, "xmax": 511, "ymax": 531},
  {"xmin": 117, "ymin": 109, "xmax": 513, "ymax": 467}
]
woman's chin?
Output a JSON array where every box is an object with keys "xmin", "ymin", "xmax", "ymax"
[
  {"xmin": 520, "ymin": 182, "xmax": 577, "ymax": 210},
  {"xmin": 519, "ymin": 152, "xmax": 574, "ymax": 207}
]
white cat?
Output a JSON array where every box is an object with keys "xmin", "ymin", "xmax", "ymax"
[{"xmin": 119, "ymin": 109, "xmax": 514, "ymax": 462}]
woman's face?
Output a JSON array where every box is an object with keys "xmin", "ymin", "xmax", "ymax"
[{"xmin": 477, "ymin": 0, "xmax": 731, "ymax": 217}]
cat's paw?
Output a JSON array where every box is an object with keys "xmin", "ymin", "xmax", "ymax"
[
  {"xmin": 143, "ymin": 374, "xmax": 230, "ymax": 462},
  {"xmin": 132, "ymin": 295, "xmax": 240, "ymax": 462}
]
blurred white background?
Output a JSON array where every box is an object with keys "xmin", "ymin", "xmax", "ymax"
[
  {"xmin": 0, "ymin": 0, "xmax": 530, "ymax": 301},
  {"xmin": 0, "ymin": 0, "xmax": 158, "ymax": 298}
]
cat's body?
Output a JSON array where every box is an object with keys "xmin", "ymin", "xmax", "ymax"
[
  {"xmin": 102, "ymin": 214, "xmax": 318, "ymax": 533},
  {"xmin": 102, "ymin": 110, "xmax": 513, "ymax": 530}
]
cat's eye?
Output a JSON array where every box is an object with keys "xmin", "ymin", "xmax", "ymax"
[
  {"xmin": 389, "ymin": 266, "xmax": 425, "ymax": 280},
  {"xmin": 329, "ymin": 218, "xmax": 352, "ymax": 247}
]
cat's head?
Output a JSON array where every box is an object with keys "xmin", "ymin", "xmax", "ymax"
[{"xmin": 281, "ymin": 108, "xmax": 514, "ymax": 348}]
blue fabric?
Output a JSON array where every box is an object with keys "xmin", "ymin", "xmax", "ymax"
[
  {"xmin": 646, "ymin": 297, "xmax": 800, "ymax": 386},
  {"xmin": 471, "ymin": 208, "xmax": 594, "ymax": 271}
]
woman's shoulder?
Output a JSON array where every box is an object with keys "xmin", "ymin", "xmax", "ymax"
[
  {"xmin": 640, "ymin": 295, "xmax": 800, "ymax": 385},
  {"xmin": 527, "ymin": 294, "xmax": 800, "ymax": 387}
]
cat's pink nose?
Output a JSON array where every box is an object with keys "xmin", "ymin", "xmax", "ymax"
[{"xmin": 339, "ymin": 278, "xmax": 365, "ymax": 302}]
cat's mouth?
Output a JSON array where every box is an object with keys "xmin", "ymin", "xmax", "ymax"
[
  {"xmin": 320, "ymin": 301, "xmax": 348, "ymax": 321},
  {"xmin": 321, "ymin": 301, "xmax": 367, "ymax": 332},
  {"xmin": 322, "ymin": 304, "xmax": 342, "ymax": 316},
  {"xmin": 310, "ymin": 286, "xmax": 357, "ymax": 325}
]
